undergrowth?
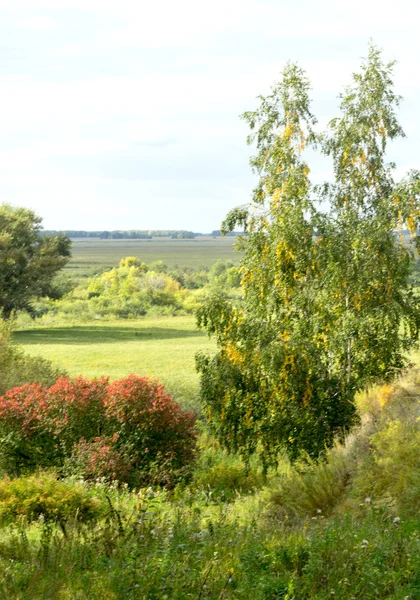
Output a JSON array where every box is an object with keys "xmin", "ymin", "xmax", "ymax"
[{"xmin": 0, "ymin": 367, "xmax": 419, "ymax": 598}]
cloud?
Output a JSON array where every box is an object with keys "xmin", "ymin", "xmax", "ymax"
[
  {"xmin": 16, "ymin": 15, "xmax": 56, "ymax": 30},
  {"xmin": 0, "ymin": 0, "xmax": 419, "ymax": 229}
]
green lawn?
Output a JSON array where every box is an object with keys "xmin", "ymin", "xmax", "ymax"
[
  {"xmin": 15, "ymin": 316, "xmax": 215, "ymax": 413},
  {"xmin": 66, "ymin": 236, "xmax": 238, "ymax": 275}
]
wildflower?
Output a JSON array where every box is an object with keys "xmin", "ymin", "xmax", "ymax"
[
  {"xmin": 393, "ymin": 516, "xmax": 401, "ymax": 525},
  {"xmin": 364, "ymin": 497, "xmax": 371, "ymax": 504}
]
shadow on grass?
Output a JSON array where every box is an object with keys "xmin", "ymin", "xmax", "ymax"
[{"xmin": 14, "ymin": 326, "xmax": 204, "ymax": 345}]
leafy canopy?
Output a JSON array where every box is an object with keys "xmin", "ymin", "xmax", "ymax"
[
  {"xmin": 0, "ymin": 204, "xmax": 71, "ymax": 318},
  {"xmin": 196, "ymin": 45, "xmax": 420, "ymax": 467}
]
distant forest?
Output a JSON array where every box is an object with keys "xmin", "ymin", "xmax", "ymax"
[{"xmin": 41, "ymin": 230, "xmax": 242, "ymax": 239}]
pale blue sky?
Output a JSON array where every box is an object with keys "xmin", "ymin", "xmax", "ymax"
[{"xmin": 0, "ymin": 0, "xmax": 419, "ymax": 231}]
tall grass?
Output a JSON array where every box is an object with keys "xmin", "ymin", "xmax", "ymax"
[
  {"xmin": 0, "ymin": 473, "xmax": 418, "ymax": 599},
  {"xmin": 269, "ymin": 369, "xmax": 420, "ymax": 523}
]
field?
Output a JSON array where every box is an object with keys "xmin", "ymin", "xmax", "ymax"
[{"xmin": 66, "ymin": 236, "xmax": 238, "ymax": 275}]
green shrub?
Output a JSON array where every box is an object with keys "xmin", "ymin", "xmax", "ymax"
[
  {"xmin": 269, "ymin": 445, "xmax": 353, "ymax": 521},
  {"xmin": 0, "ymin": 473, "xmax": 105, "ymax": 525},
  {"xmin": 189, "ymin": 433, "xmax": 265, "ymax": 499},
  {"xmin": 268, "ymin": 372, "xmax": 420, "ymax": 522},
  {"xmin": 193, "ymin": 461, "xmax": 265, "ymax": 499},
  {"xmin": 0, "ymin": 320, "xmax": 64, "ymax": 396},
  {"xmin": 29, "ymin": 258, "xmax": 243, "ymax": 321}
]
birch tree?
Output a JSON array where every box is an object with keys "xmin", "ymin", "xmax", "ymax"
[{"xmin": 196, "ymin": 46, "xmax": 420, "ymax": 466}]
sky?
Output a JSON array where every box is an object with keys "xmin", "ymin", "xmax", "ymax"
[{"xmin": 0, "ymin": 0, "xmax": 419, "ymax": 232}]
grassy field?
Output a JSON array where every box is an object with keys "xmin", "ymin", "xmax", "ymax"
[
  {"xmin": 15, "ymin": 315, "xmax": 214, "ymax": 413},
  {"xmin": 66, "ymin": 236, "xmax": 238, "ymax": 275}
]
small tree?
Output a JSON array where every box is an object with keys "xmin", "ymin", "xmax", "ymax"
[
  {"xmin": 0, "ymin": 204, "xmax": 71, "ymax": 318},
  {"xmin": 196, "ymin": 46, "xmax": 420, "ymax": 468}
]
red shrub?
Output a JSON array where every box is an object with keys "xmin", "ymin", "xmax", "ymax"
[
  {"xmin": 69, "ymin": 434, "xmax": 132, "ymax": 482},
  {"xmin": 105, "ymin": 375, "xmax": 197, "ymax": 477},
  {"xmin": 43, "ymin": 376, "xmax": 108, "ymax": 452},
  {"xmin": 0, "ymin": 383, "xmax": 46, "ymax": 432},
  {"xmin": 0, "ymin": 383, "xmax": 58, "ymax": 470},
  {"xmin": 0, "ymin": 374, "xmax": 197, "ymax": 486}
]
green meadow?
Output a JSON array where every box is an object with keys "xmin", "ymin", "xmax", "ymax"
[{"xmin": 66, "ymin": 236, "xmax": 238, "ymax": 275}]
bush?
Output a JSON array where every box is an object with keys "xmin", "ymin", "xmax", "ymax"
[
  {"xmin": 268, "ymin": 371, "xmax": 420, "ymax": 522},
  {"xmin": 0, "ymin": 383, "xmax": 68, "ymax": 474},
  {"xmin": 105, "ymin": 376, "xmax": 197, "ymax": 486},
  {"xmin": 0, "ymin": 473, "xmax": 105, "ymax": 525},
  {"xmin": 66, "ymin": 435, "xmax": 132, "ymax": 482},
  {"xmin": 269, "ymin": 445, "xmax": 353, "ymax": 522},
  {"xmin": 30, "ymin": 258, "xmax": 243, "ymax": 321},
  {"xmin": 0, "ymin": 320, "xmax": 64, "ymax": 396},
  {"xmin": 354, "ymin": 418, "xmax": 420, "ymax": 517},
  {"xmin": 0, "ymin": 375, "xmax": 197, "ymax": 487},
  {"xmin": 43, "ymin": 376, "xmax": 109, "ymax": 454},
  {"xmin": 193, "ymin": 461, "xmax": 264, "ymax": 500},
  {"xmin": 189, "ymin": 432, "xmax": 266, "ymax": 499}
]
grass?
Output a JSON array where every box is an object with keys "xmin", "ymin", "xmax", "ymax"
[
  {"xmin": 3, "ymin": 316, "xmax": 420, "ymax": 598},
  {"xmin": 14, "ymin": 315, "xmax": 214, "ymax": 413},
  {"xmin": 0, "ymin": 478, "xmax": 419, "ymax": 599},
  {"xmin": 66, "ymin": 236, "xmax": 238, "ymax": 276}
]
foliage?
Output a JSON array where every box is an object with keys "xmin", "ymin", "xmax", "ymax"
[
  {"xmin": 0, "ymin": 204, "xmax": 71, "ymax": 318},
  {"xmin": 196, "ymin": 45, "xmax": 420, "ymax": 466},
  {"xmin": 189, "ymin": 431, "xmax": 266, "ymax": 500},
  {"xmin": 31, "ymin": 258, "xmax": 241, "ymax": 321},
  {"xmin": 269, "ymin": 445, "xmax": 353, "ymax": 522},
  {"xmin": 84, "ymin": 258, "xmax": 183, "ymax": 317},
  {"xmin": 66, "ymin": 435, "xmax": 132, "ymax": 482},
  {"xmin": 0, "ymin": 319, "xmax": 64, "ymax": 397},
  {"xmin": 42, "ymin": 376, "xmax": 109, "ymax": 455},
  {"xmin": 0, "ymin": 383, "xmax": 56, "ymax": 473},
  {"xmin": 352, "ymin": 371, "xmax": 420, "ymax": 517},
  {"xmin": 0, "ymin": 375, "xmax": 197, "ymax": 486},
  {"xmin": 105, "ymin": 375, "xmax": 198, "ymax": 486},
  {"xmin": 367, "ymin": 419, "xmax": 420, "ymax": 516},
  {"xmin": 268, "ymin": 368, "xmax": 420, "ymax": 523},
  {"xmin": 0, "ymin": 370, "xmax": 418, "ymax": 596},
  {"xmin": 0, "ymin": 476, "xmax": 419, "ymax": 599},
  {"xmin": 0, "ymin": 473, "xmax": 105, "ymax": 525}
]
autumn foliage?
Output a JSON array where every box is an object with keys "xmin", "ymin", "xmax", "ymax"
[{"xmin": 0, "ymin": 375, "xmax": 197, "ymax": 487}]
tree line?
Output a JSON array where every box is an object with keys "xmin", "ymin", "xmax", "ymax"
[{"xmin": 40, "ymin": 230, "xmax": 200, "ymax": 239}]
